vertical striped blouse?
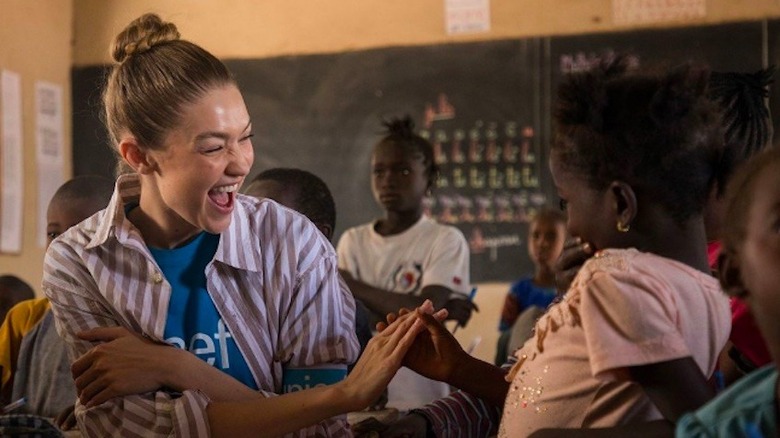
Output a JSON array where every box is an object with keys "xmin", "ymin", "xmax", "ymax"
[{"xmin": 43, "ymin": 174, "xmax": 359, "ymax": 437}]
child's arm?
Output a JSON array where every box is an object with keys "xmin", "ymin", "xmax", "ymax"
[
  {"xmin": 340, "ymin": 270, "xmax": 448, "ymax": 316},
  {"xmin": 382, "ymin": 309, "xmax": 510, "ymax": 407},
  {"xmin": 628, "ymin": 357, "xmax": 715, "ymax": 422}
]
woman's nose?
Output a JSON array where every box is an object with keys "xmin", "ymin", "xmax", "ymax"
[{"xmin": 228, "ymin": 144, "xmax": 253, "ymax": 176}]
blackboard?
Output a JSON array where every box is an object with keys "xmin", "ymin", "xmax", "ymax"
[{"xmin": 71, "ymin": 20, "xmax": 777, "ymax": 282}]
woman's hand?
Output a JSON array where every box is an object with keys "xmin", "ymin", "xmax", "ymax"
[{"xmin": 72, "ymin": 326, "xmax": 180, "ymax": 407}]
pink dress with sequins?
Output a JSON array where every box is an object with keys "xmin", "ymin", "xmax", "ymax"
[{"xmin": 498, "ymin": 249, "xmax": 730, "ymax": 437}]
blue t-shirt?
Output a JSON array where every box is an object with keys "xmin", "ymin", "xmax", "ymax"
[
  {"xmin": 499, "ymin": 277, "xmax": 556, "ymax": 331},
  {"xmin": 676, "ymin": 365, "xmax": 778, "ymax": 437},
  {"xmin": 149, "ymin": 232, "xmax": 258, "ymax": 390}
]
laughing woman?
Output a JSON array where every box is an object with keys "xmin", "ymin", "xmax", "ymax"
[{"xmin": 42, "ymin": 13, "xmax": 374, "ymax": 437}]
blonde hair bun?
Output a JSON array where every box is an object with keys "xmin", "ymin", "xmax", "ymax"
[{"xmin": 111, "ymin": 13, "xmax": 180, "ymax": 63}]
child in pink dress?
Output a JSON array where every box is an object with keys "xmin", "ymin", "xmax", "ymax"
[{"xmin": 383, "ymin": 57, "xmax": 731, "ymax": 437}]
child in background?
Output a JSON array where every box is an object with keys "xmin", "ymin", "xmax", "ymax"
[
  {"xmin": 337, "ymin": 116, "xmax": 475, "ymax": 410},
  {"xmin": 244, "ymin": 168, "xmax": 373, "ymax": 356},
  {"xmin": 382, "ymin": 57, "xmax": 731, "ymax": 437},
  {"xmin": 495, "ymin": 208, "xmax": 566, "ymax": 365},
  {"xmin": 676, "ymin": 146, "xmax": 780, "ymax": 437},
  {"xmin": 0, "ymin": 276, "xmax": 35, "ymax": 324},
  {"xmin": 0, "ymin": 175, "xmax": 113, "ymax": 423},
  {"xmin": 705, "ymin": 69, "xmax": 775, "ymax": 384}
]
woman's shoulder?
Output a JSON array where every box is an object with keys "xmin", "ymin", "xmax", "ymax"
[{"xmin": 234, "ymin": 194, "xmax": 332, "ymax": 254}]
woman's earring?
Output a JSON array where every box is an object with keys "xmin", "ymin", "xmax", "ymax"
[{"xmin": 616, "ymin": 221, "xmax": 630, "ymax": 233}]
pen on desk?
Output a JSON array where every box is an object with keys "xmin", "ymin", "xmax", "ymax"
[
  {"xmin": 2, "ymin": 397, "xmax": 25, "ymax": 414},
  {"xmin": 452, "ymin": 287, "xmax": 477, "ymax": 334}
]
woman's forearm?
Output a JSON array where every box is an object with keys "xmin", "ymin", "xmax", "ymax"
[
  {"xmin": 207, "ymin": 373, "xmax": 360, "ymax": 437},
  {"xmin": 161, "ymin": 347, "xmax": 263, "ymax": 401}
]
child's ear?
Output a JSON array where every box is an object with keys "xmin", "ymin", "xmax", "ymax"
[
  {"xmin": 119, "ymin": 138, "xmax": 156, "ymax": 174},
  {"xmin": 609, "ymin": 181, "xmax": 637, "ymax": 229},
  {"xmin": 717, "ymin": 252, "xmax": 748, "ymax": 298}
]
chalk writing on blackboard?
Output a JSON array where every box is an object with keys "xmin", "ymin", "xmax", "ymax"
[{"xmin": 420, "ymin": 94, "xmax": 547, "ymax": 261}]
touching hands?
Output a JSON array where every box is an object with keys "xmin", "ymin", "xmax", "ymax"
[
  {"xmin": 72, "ymin": 326, "xmax": 177, "ymax": 407},
  {"xmin": 378, "ymin": 304, "xmax": 464, "ymax": 384},
  {"xmin": 553, "ymin": 237, "xmax": 593, "ymax": 294},
  {"xmin": 339, "ymin": 300, "xmax": 447, "ymax": 411}
]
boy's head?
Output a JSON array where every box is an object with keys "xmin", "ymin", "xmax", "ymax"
[
  {"xmin": 718, "ymin": 147, "xmax": 780, "ymax": 349},
  {"xmin": 527, "ymin": 208, "xmax": 567, "ymax": 271},
  {"xmin": 704, "ymin": 68, "xmax": 774, "ymax": 241},
  {"xmin": 47, "ymin": 175, "xmax": 115, "ymax": 246},
  {"xmin": 244, "ymin": 168, "xmax": 336, "ymax": 241},
  {"xmin": 0, "ymin": 275, "xmax": 35, "ymax": 322}
]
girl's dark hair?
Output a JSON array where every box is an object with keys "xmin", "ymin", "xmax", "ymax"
[
  {"xmin": 104, "ymin": 13, "xmax": 235, "ymax": 174},
  {"xmin": 553, "ymin": 55, "xmax": 725, "ymax": 225},
  {"xmin": 720, "ymin": 147, "xmax": 780, "ymax": 256},
  {"xmin": 708, "ymin": 68, "xmax": 774, "ymax": 195},
  {"xmin": 377, "ymin": 115, "xmax": 440, "ymax": 188}
]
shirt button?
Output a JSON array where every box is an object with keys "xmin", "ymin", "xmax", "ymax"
[{"xmin": 152, "ymin": 272, "xmax": 163, "ymax": 284}]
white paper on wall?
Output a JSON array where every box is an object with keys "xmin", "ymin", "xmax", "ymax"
[
  {"xmin": 1, "ymin": 70, "xmax": 24, "ymax": 254},
  {"xmin": 35, "ymin": 81, "xmax": 65, "ymax": 248},
  {"xmin": 613, "ymin": 0, "xmax": 706, "ymax": 25},
  {"xmin": 446, "ymin": 0, "xmax": 491, "ymax": 35}
]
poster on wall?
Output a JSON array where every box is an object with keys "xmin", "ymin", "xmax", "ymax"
[
  {"xmin": 1, "ymin": 70, "xmax": 24, "ymax": 254},
  {"xmin": 35, "ymin": 81, "xmax": 64, "ymax": 248}
]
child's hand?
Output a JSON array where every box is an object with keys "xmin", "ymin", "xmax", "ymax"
[
  {"xmin": 340, "ymin": 304, "xmax": 438, "ymax": 411},
  {"xmin": 72, "ymin": 326, "xmax": 177, "ymax": 407},
  {"xmin": 554, "ymin": 237, "xmax": 593, "ymax": 293},
  {"xmin": 443, "ymin": 297, "xmax": 478, "ymax": 327}
]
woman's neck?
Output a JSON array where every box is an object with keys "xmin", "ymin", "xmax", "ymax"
[
  {"xmin": 375, "ymin": 210, "xmax": 422, "ymax": 236},
  {"xmin": 130, "ymin": 192, "xmax": 200, "ymax": 249}
]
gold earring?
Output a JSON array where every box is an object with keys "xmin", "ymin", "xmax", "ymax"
[{"xmin": 617, "ymin": 221, "xmax": 630, "ymax": 233}]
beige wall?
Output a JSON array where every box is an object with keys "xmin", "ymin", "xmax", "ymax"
[
  {"xmin": 73, "ymin": 0, "xmax": 780, "ymax": 66},
  {"xmin": 0, "ymin": 0, "xmax": 73, "ymax": 293}
]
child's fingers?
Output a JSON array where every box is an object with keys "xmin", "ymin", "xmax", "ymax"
[
  {"xmin": 415, "ymin": 308, "xmax": 448, "ymax": 334},
  {"xmin": 433, "ymin": 308, "xmax": 449, "ymax": 322}
]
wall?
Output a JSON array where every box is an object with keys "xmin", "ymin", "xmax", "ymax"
[
  {"xmin": 0, "ymin": 0, "xmax": 73, "ymax": 292},
  {"xmin": 73, "ymin": 0, "xmax": 780, "ymax": 66}
]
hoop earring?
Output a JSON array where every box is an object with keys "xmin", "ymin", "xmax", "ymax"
[{"xmin": 617, "ymin": 221, "xmax": 630, "ymax": 233}]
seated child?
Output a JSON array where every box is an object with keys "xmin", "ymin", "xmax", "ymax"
[
  {"xmin": 0, "ymin": 175, "xmax": 113, "ymax": 420},
  {"xmin": 495, "ymin": 208, "xmax": 566, "ymax": 365},
  {"xmin": 704, "ymin": 68, "xmax": 775, "ymax": 383},
  {"xmin": 337, "ymin": 116, "xmax": 474, "ymax": 410},
  {"xmin": 0, "ymin": 276, "xmax": 35, "ymax": 324},
  {"xmin": 676, "ymin": 142, "xmax": 780, "ymax": 436}
]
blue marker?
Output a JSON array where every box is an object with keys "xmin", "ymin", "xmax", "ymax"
[{"xmin": 452, "ymin": 287, "xmax": 477, "ymax": 334}]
